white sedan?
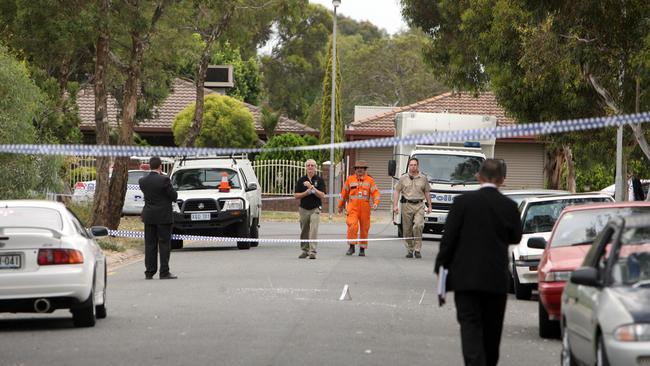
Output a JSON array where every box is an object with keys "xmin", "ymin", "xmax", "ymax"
[
  {"xmin": 73, "ymin": 169, "xmax": 151, "ymax": 215},
  {"xmin": 0, "ymin": 200, "xmax": 108, "ymax": 327}
]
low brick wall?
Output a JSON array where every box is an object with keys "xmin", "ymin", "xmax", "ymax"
[{"xmin": 262, "ymin": 195, "xmax": 332, "ymax": 212}]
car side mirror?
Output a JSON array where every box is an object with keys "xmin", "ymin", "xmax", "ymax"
[
  {"xmin": 90, "ymin": 226, "xmax": 109, "ymax": 238},
  {"xmin": 246, "ymin": 182, "xmax": 258, "ymax": 192},
  {"xmin": 527, "ymin": 237, "xmax": 547, "ymax": 249},
  {"xmin": 388, "ymin": 160, "xmax": 396, "ymax": 177},
  {"xmin": 570, "ymin": 267, "xmax": 600, "ymax": 287}
]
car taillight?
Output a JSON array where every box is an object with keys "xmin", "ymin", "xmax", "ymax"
[
  {"xmin": 38, "ymin": 249, "xmax": 84, "ymax": 265},
  {"xmin": 74, "ymin": 182, "xmax": 87, "ymax": 190}
]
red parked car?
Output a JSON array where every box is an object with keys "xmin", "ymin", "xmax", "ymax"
[{"xmin": 532, "ymin": 201, "xmax": 650, "ymax": 338}]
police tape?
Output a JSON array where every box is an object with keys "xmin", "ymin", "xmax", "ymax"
[
  {"xmin": 108, "ymin": 229, "xmax": 414, "ymax": 243},
  {"xmin": 261, "ymin": 190, "xmax": 393, "ymax": 201},
  {"xmin": 2, "ymin": 111, "xmax": 648, "ymax": 157}
]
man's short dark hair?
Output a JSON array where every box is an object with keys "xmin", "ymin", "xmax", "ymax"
[
  {"xmin": 149, "ymin": 156, "xmax": 162, "ymax": 170},
  {"xmin": 408, "ymin": 157, "xmax": 419, "ymax": 165},
  {"xmin": 478, "ymin": 159, "xmax": 506, "ymax": 182}
]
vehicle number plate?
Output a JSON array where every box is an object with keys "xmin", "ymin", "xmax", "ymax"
[
  {"xmin": 191, "ymin": 213, "xmax": 211, "ymax": 221},
  {"xmin": 0, "ymin": 254, "xmax": 21, "ymax": 269}
]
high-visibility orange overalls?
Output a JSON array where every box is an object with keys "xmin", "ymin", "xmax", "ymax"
[{"xmin": 338, "ymin": 174, "xmax": 380, "ymax": 248}]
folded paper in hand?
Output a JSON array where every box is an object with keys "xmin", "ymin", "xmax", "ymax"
[{"xmin": 437, "ymin": 266, "xmax": 448, "ymax": 307}]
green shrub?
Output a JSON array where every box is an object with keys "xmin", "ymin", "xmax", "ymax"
[{"xmin": 172, "ymin": 94, "xmax": 257, "ymax": 148}]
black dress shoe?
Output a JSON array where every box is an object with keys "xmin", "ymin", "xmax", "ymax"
[
  {"xmin": 159, "ymin": 272, "xmax": 178, "ymax": 280},
  {"xmin": 145, "ymin": 274, "xmax": 154, "ymax": 280},
  {"xmin": 359, "ymin": 248, "xmax": 365, "ymax": 257},
  {"xmin": 346, "ymin": 246, "xmax": 355, "ymax": 256},
  {"xmin": 405, "ymin": 251, "xmax": 414, "ymax": 258},
  {"xmin": 414, "ymin": 251, "xmax": 422, "ymax": 259}
]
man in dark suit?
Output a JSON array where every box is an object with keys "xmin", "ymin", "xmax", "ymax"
[
  {"xmin": 139, "ymin": 156, "xmax": 178, "ymax": 280},
  {"xmin": 434, "ymin": 159, "xmax": 522, "ymax": 366}
]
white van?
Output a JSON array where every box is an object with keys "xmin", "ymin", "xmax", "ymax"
[{"xmin": 169, "ymin": 155, "xmax": 261, "ymax": 250}]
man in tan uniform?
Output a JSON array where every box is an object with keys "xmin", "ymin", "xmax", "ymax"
[{"xmin": 392, "ymin": 157, "xmax": 432, "ymax": 258}]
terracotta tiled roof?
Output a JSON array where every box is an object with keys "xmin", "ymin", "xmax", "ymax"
[
  {"xmin": 347, "ymin": 91, "xmax": 516, "ymax": 136},
  {"xmin": 77, "ymin": 78, "xmax": 316, "ymax": 135}
]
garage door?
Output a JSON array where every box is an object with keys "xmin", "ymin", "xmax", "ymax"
[
  {"xmin": 356, "ymin": 147, "xmax": 394, "ymax": 210},
  {"xmin": 495, "ymin": 142, "xmax": 545, "ymax": 189}
]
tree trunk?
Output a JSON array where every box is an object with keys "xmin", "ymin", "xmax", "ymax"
[
  {"xmin": 91, "ymin": 0, "xmax": 111, "ymax": 227},
  {"xmin": 183, "ymin": 9, "xmax": 235, "ymax": 147},
  {"xmin": 183, "ymin": 48, "xmax": 209, "ymax": 147},
  {"xmin": 104, "ymin": 35, "xmax": 145, "ymax": 229},
  {"xmin": 564, "ymin": 144, "xmax": 576, "ymax": 193},
  {"xmin": 544, "ymin": 147, "xmax": 565, "ymax": 189}
]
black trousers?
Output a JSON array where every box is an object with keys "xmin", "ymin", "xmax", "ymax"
[
  {"xmin": 454, "ymin": 291, "xmax": 507, "ymax": 366},
  {"xmin": 144, "ymin": 223, "xmax": 172, "ymax": 276}
]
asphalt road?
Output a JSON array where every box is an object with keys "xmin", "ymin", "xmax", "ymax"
[{"xmin": 0, "ymin": 220, "xmax": 560, "ymax": 366}]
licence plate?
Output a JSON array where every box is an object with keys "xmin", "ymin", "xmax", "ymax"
[
  {"xmin": 191, "ymin": 213, "xmax": 211, "ymax": 221},
  {"xmin": 0, "ymin": 254, "xmax": 21, "ymax": 269}
]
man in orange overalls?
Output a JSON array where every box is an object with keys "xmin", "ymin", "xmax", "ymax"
[{"xmin": 338, "ymin": 160, "xmax": 380, "ymax": 256}]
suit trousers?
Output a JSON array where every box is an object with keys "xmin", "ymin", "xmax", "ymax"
[
  {"xmin": 299, "ymin": 207, "xmax": 320, "ymax": 254},
  {"xmin": 144, "ymin": 223, "xmax": 172, "ymax": 276},
  {"xmin": 401, "ymin": 202, "xmax": 425, "ymax": 252},
  {"xmin": 454, "ymin": 291, "xmax": 507, "ymax": 366}
]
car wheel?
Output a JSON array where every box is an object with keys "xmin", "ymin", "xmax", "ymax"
[
  {"xmin": 397, "ymin": 223, "xmax": 403, "ymax": 238},
  {"xmin": 96, "ymin": 265, "xmax": 107, "ymax": 319},
  {"xmin": 539, "ymin": 300, "xmax": 560, "ymax": 338},
  {"xmin": 72, "ymin": 288, "xmax": 96, "ymax": 327},
  {"xmin": 236, "ymin": 220, "xmax": 251, "ymax": 250},
  {"xmin": 561, "ymin": 323, "xmax": 578, "ymax": 366},
  {"xmin": 513, "ymin": 260, "xmax": 533, "ymax": 300},
  {"xmin": 250, "ymin": 218, "xmax": 259, "ymax": 247},
  {"xmin": 597, "ymin": 334, "xmax": 610, "ymax": 366}
]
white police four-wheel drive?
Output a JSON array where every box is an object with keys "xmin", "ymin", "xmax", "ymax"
[
  {"xmin": 169, "ymin": 155, "xmax": 261, "ymax": 250},
  {"xmin": 388, "ymin": 112, "xmax": 497, "ymax": 238}
]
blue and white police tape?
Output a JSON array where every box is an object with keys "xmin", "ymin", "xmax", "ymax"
[
  {"xmin": 2, "ymin": 111, "xmax": 648, "ymax": 157},
  {"xmin": 261, "ymin": 190, "xmax": 393, "ymax": 201},
  {"xmin": 108, "ymin": 229, "xmax": 414, "ymax": 243}
]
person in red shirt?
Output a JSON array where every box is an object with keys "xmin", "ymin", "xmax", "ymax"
[{"xmin": 338, "ymin": 161, "xmax": 380, "ymax": 256}]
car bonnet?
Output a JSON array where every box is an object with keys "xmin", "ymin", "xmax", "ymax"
[{"xmin": 609, "ymin": 287, "xmax": 650, "ymax": 323}]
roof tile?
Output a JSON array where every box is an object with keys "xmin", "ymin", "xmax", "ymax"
[
  {"xmin": 348, "ymin": 91, "xmax": 516, "ymax": 135},
  {"xmin": 78, "ymin": 79, "xmax": 316, "ymax": 135}
]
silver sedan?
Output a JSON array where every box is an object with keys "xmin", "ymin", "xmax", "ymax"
[{"xmin": 561, "ymin": 214, "xmax": 650, "ymax": 366}]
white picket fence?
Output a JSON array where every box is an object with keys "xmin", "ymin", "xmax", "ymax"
[
  {"xmin": 64, "ymin": 156, "xmax": 343, "ymax": 197},
  {"xmin": 252, "ymin": 159, "xmax": 323, "ymax": 196}
]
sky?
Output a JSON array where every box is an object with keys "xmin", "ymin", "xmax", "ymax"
[{"xmin": 308, "ymin": 0, "xmax": 408, "ymax": 35}]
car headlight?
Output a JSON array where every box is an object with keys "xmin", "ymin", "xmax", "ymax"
[
  {"xmin": 614, "ymin": 324, "xmax": 650, "ymax": 342},
  {"xmin": 544, "ymin": 271, "xmax": 572, "ymax": 282},
  {"xmin": 221, "ymin": 199, "xmax": 243, "ymax": 211}
]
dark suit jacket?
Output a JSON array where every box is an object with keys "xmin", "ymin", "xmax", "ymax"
[
  {"xmin": 434, "ymin": 187, "xmax": 522, "ymax": 294},
  {"xmin": 632, "ymin": 176, "xmax": 645, "ymax": 201},
  {"xmin": 139, "ymin": 171, "xmax": 178, "ymax": 225}
]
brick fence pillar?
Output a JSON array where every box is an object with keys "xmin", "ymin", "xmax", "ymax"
[{"xmin": 321, "ymin": 161, "xmax": 331, "ymax": 214}]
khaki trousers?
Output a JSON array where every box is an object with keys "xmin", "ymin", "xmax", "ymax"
[
  {"xmin": 299, "ymin": 207, "xmax": 320, "ymax": 254},
  {"xmin": 402, "ymin": 202, "xmax": 425, "ymax": 252}
]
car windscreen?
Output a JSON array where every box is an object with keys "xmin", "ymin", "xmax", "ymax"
[
  {"xmin": 412, "ymin": 154, "xmax": 484, "ymax": 184},
  {"xmin": 128, "ymin": 171, "xmax": 149, "ymax": 185},
  {"xmin": 171, "ymin": 168, "xmax": 241, "ymax": 190},
  {"xmin": 551, "ymin": 207, "xmax": 650, "ymax": 247},
  {"xmin": 0, "ymin": 207, "xmax": 63, "ymax": 231},
  {"xmin": 522, "ymin": 197, "xmax": 612, "ymax": 234}
]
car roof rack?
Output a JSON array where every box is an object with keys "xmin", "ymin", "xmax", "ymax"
[{"xmin": 175, "ymin": 153, "xmax": 248, "ymax": 167}]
